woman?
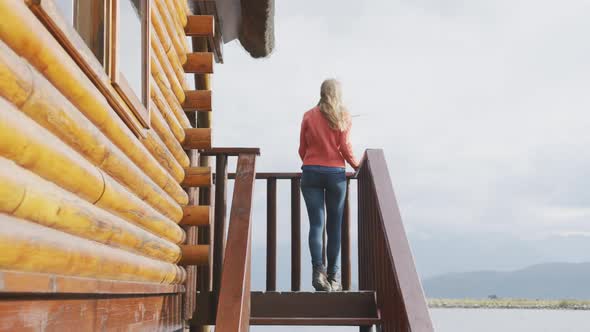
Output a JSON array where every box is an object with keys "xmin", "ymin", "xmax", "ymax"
[{"xmin": 298, "ymin": 79, "xmax": 360, "ymax": 292}]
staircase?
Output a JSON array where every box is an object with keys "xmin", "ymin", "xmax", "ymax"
[{"xmin": 190, "ymin": 149, "xmax": 434, "ymax": 332}]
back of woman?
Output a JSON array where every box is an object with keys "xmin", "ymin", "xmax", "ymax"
[{"xmin": 298, "ymin": 79, "xmax": 360, "ymax": 292}]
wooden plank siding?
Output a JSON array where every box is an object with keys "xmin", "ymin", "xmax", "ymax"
[
  {"xmin": 0, "ymin": 0, "xmax": 203, "ymax": 329},
  {"xmin": 0, "ymin": 294, "xmax": 184, "ymax": 331}
]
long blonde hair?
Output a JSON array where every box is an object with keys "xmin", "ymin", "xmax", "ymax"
[{"xmin": 318, "ymin": 79, "xmax": 349, "ymax": 131}]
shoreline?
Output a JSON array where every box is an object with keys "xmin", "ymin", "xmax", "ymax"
[{"xmin": 428, "ymin": 298, "xmax": 590, "ymax": 311}]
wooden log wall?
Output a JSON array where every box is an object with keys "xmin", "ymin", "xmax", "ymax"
[{"xmin": 0, "ymin": 0, "xmax": 214, "ymax": 329}]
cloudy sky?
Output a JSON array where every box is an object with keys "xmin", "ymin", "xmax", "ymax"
[{"xmin": 210, "ymin": 0, "xmax": 590, "ymax": 292}]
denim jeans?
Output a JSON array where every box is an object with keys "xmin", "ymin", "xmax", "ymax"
[{"xmin": 301, "ymin": 165, "xmax": 347, "ymax": 276}]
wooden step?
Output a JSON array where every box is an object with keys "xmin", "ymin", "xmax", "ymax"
[
  {"xmin": 184, "ymin": 52, "xmax": 214, "ymax": 74},
  {"xmin": 184, "ymin": 15, "xmax": 214, "ymax": 37},
  {"xmin": 183, "ymin": 90, "xmax": 212, "ymax": 111},
  {"xmin": 250, "ymin": 291, "xmax": 380, "ymax": 326},
  {"xmin": 180, "ymin": 205, "xmax": 211, "ymax": 227}
]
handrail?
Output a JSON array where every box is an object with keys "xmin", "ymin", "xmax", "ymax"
[
  {"xmin": 226, "ymin": 172, "xmax": 356, "ymax": 179},
  {"xmin": 357, "ymin": 149, "xmax": 433, "ymax": 331},
  {"xmin": 201, "ymin": 147, "xmax": 261, "ymax": 156},
  {"xmin": 214, "ymin": 153, "xmax": 257, "ymax": 332}
]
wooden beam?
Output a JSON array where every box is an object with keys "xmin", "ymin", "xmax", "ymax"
[
  {"xmin": 184, "ymin": 15, "xmax": 214, "ymax": 37},
  {"xmin": 182, "ymin": 128, "xmax": 211, "ymax": 149},
  {"xmin": 180, "ymin": 205, "xmax": 211, "ymax": 227},
  {"xmin": 184, "ymin": 52, "xmax": 213, "ymax": 73},
  {"xmin": 182, "ymin": 166, "xmax": 212, "ymax": 188},
  {"xmin": 0, "ymin": 294, "xmax": 183, "ymax": 331},
  {"xmin": 179, "ymin": 244, "xmax": 209, "ymax": 266},
  {"xmin": 183, "ymin": 90, "xmax": 212, "ymax": 111},
  {"xmin": 0, "ymin": 270, "xmax": 184, "ymax": 294}
]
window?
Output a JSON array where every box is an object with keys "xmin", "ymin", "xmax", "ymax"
[
  {"xmin": 54, "ymin": 0, "xmax": 107, "ymax": 66},
  {"xmin": 108, "ymin": 0, "xmax": 150, "ymax": 127},
  {"xmin": 31, "ymin": 0, "xmax": 151, "ymax": 134}
]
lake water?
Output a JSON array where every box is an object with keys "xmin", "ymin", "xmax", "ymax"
[
  {"xmin": 252, "ymin": 309, "xmax": 590, "ymax": 331},
  {"xmin": 432, "ymin": 308, "xmax": 590, "ymax": 332}
]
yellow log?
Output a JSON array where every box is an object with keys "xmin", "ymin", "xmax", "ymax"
[
  {"xmin": 150, "ymin": 76, "xmax": 186, "ymax": 141},
  {"xmin": 0, "ymin": 213, "xmax": 184, "ymax": 283},
  {"xmin": 150, "ymin": 100, "xmax": 190, "ymax": 167},
  {"xmin": 0, "ymin": 97, "xmax": 184, "ymax": 232},
  {"xmin": 151, "ymin": 26, "xmax": 186, "ymax": 104},
  {"xmin": 141, "ymin": 127, "xmax": 185, "ymax": 183},
  {"xmin": 151, "ymin": 2, "xmax": 172, "ymax": 53},
  {"xmin": 151, "ymin": 53, "xmax": 192, "ymax": 129},
  {"xmin": 0, "ymin": 41, "xmax": 186, "ymax": 218},
  {"xmin": 152, "ymin": 4, "xmax": 187, "ymax": 89},
  {"xmin": 166, "ymin": 0, "xmax": 187, "ymax": 27},
  {"xmin": 0, "ymin": 2, "xmax": 184, "ymax": 205},
  {"xmin": 98, "ymin": 175, "xmax": 186, "ymax": 245},
  {"xmin": 100, "ymin": 136, "xmax": 187, "ymax": 216},
  {"xmin": 168, "ymin": 43, "xmax": 189, "ymax": 90},
  {"xmin": 155, "ymin": 0, "xmax": 187, "ymax": 65},
  {"xmin": 170, "ymin": 0, "xmax": 191, "ymax": 57},
  {"xmin": 0, "ymin": 157, "xmax": 182, "ymax": 262},
  {"xmin": 0, "ymin": 41, "xmax": 33, "ymax": 107},
  {"xmin": 0, "ymin": 98, "xmax": 105, "ymax": 204}
]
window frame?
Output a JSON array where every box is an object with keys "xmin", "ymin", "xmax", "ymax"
[
  {"xmin": 28, "ymin": 0, "xmax": 152, "ymax": 136},
  {"xmin": 107, "ymin": 0, "xmax": 151, "ymax": 128}
]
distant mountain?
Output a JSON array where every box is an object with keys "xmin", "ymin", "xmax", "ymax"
[
  {"xmin": 423, "ymin": 262, "xmax": 590, "ymax": 300},
  {"xmin": 409, "ymin": 232, "xmax": 590, "ymax": 278}
]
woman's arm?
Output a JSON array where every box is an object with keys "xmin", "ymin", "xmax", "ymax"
[
  {"xmin": 339, "ymin": 121, "xmax": 360, "ymax": 169},
  {"xmin": 298, "ymin": 116, "xmax": 307, "ymax": 161}
]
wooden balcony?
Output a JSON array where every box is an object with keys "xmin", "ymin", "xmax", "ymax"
[{"xmin": 189, "ymin": 148, "xmax": 434, "ymax": 332}]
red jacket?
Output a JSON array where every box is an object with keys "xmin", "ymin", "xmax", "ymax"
[{"xmin": 298, "ymin": 107, "xmax": 359, "ymax": 169}]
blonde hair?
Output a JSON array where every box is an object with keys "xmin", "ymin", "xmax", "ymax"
[{"xmin": 318, "ymin": 79, "xmax": 349, "ymax": 131}]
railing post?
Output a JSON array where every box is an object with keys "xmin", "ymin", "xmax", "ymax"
[
  {"xmin": 290, "ymin": 177, "xmax": 301, "ymax": 291},
  {"xmin": 342, "ymin": 179, "xmax": 351, "ymax": 291},
  {"xmin": 214, "ymin": 153, "xmax": 256, "ymax": 332},
  {"xmin": 198, "ymin": 170, "xmax": 211, "ymax": 293},
  {"xmin": 212, "ymin": 154, "xmax": 228, "ymax": 295},
  {"xmin": 266, "ymin": 178, "xmax": 277, "ymax": 291}
]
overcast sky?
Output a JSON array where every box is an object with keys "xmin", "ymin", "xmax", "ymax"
[{"xmin": 211, "ymin": 0, "xmax": 590, "ymax": 288}]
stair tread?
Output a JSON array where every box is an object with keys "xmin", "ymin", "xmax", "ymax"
[
  {"xmin": 250, "ymin": 317, "xmax": 380, "ymax": 326},
  {"xmin": 250, "ymin": 291, "xmax": 380, "ymax": 326}
]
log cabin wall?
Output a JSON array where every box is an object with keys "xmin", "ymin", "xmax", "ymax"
[{"xmin": 0, "ymin": 0, "xmax": 212, "ymax": 330}]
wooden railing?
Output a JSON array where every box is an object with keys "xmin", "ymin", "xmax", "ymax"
[
  {"xmin": 200, "ymin": 148, "xmax": 432, "ymax": 331},
  {"xmin": 357, "ymin": 149, "xmax": 433, "ymax": 331},
  {"xmin": 230, "ymin": 172, "xmax": 355, "ymax": 292},
  {"xmin": 204, "ymin": 150, "xmax": 258, "ymax": 332}
]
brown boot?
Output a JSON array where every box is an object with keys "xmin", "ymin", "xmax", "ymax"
[
  {"xmin": 328, "ymin": 272, "xmax": 342, "ymax": 291},
  {"xmin": 312, "ymin": 266, "xmax": 332, "ymax": 292}
]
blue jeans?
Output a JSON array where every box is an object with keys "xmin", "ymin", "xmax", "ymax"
[{"xmin": 301, "ymin": 165, "xmax": 346, "ymax": 276}]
